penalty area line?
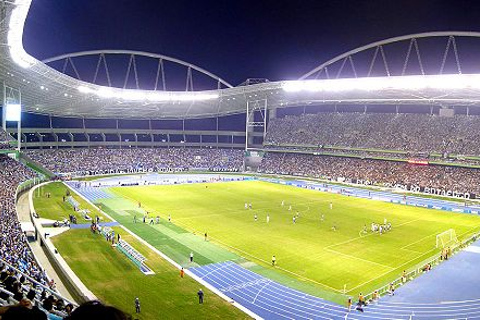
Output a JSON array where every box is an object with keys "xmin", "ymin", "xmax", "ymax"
[
  {"xmin": 346, "ymin": 225, "xmax": 480, "ymax": 294},
  {"xmin": 323, "ymin": 248, "xmax": 395, "ymax": 271}
]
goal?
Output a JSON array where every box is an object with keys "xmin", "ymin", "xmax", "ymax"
[{"xmin": 436, "ymin": 229, "xmax": 459, "ymax": 248}]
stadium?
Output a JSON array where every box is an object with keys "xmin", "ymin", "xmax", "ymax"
[{"xmin": 2, "ymin": 0, "xmax": 480, "ymax": 319}]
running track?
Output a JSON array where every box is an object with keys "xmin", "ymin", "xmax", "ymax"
[{"xmin": 190, "ymin": 257, "xmax": 480, "ymax": 320}]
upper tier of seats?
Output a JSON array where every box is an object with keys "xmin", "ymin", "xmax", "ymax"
[
  {"xmin": 25, "ymin": 148, "xmax": 244, "ymax": 174},
  {"xmin": 266, "ymin": 113, "xmax": 480, "ymax": 155}
]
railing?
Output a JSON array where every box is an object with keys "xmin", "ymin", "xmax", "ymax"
[{"xmin": 15, "ymin": 176, "xmax": 49, "ymax": 200}]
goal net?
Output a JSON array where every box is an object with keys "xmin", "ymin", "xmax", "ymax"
[{"xmin": 436, "ymin": 229, "xmax": 459, "ymax": 248}]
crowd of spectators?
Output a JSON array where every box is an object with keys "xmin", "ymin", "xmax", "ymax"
[
  {"xmin": 0, "ymin": 261, "xmax": 74, "ymax": 319},
  {"xmin": 0, "ymin": 156, "xmax": 47, "ymax": 285},
  {"xmin": 25, "ymin": 148, "xmax": 244, "ymax": 174},
  {"xmin": 266, "ymin": 112, "xmax": 480, "ymax": 156},
  {"xmin": 0, "ymin": 156, "xmax": 75, "ymax": 318},
  {"xmin": 259, "ymin": 152, "xmax": 480, "ymax": 195},
  {"xmin": 0, "ymin": 130, "xmax": 12, "ymax": 150}
]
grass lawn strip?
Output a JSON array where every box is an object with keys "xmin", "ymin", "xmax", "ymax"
[{"xmin": 33, "ymin": 182, "xmax": 110, "ymax": 223}]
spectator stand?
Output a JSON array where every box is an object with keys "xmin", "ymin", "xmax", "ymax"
[
  {"xmin": 0, "ymin": 258, "xmax": 77, "ymax": 310},
  {"xmin": 0, "ymin": 128, "xmax": 14, "ymax": 150}
]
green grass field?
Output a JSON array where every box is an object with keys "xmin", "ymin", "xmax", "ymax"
[
  {"xmin": 108, "ymin": 180, "xmax": 480, "ymax": 301},
  {"xmin": 52, "ymin": 228, "xmax": 249, "ymax": 319}
]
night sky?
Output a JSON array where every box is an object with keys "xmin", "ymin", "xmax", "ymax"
[{"xmin": 23, "ymin": 0, "xmax": 480, "ymax": 86}]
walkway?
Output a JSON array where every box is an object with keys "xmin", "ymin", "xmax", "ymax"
[{"xmin": 17, "ymin": 192, "xmax": 76, "ymax": 302}]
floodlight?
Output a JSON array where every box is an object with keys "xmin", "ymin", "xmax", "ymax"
[{"xmin": 5, "ymin": 104, "xmax": 21, "ymax": 122}]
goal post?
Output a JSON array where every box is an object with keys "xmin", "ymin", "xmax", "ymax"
[{"xmin": 436, "ymin": 229, "xmax": 459, "ymax": 248}]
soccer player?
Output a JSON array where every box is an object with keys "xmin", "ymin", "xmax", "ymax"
[
  {"xmin": 329, "ymin": 202, "xmax": 333, "ymax": 210},
  {"xmin": 347, "ymin": 297, "xmax": 352, "ymax": 312},
  {"xmin": 281, "ymin": 200, "xmax": 284, "ymax": 207},
  {"xmin": 388, "ymin": 283, "xmax": 395, "ymax": 296},
  {"xmin": 249, "ymin": 203, "xmax": 252, "ymax": 209},
  {"xmin": 133, "ymin": 215, "xmax": 137, "ymax": 223},
  {"xmin": 254, "ymin": 214, "xmax": 258, "ymax": 222},
  {"xmin": 362, "ymin": 224, "xmax": 368, "ymax": 234},
  {"xmin": 293, "ymin": 215, "xmax": 296, "ymax": 224},
  {"xmin": 321, "ymin": 213, "xmax": 325, "ymax": 222},
  {"xmin": 288, "ymin": 205, "xmax": 292, "ymax": 211},
  {"xmin": 156, "ymin": 215, "xmax": 160, "ymax": 224},
  {"xmin": 204, "ymin": 232, "xmax": 208, "ymax": 241},
  {"xmin": 331, "ymin": 222, "xmax": 337, "ymax": 232},
  {"xmin": 190, "ymin": 252, "xmax": 194, "ymax": 263},
  {"xmin": 180, "ymin": 267, "xmax": 184, "ymax": 278},
  {"xmin": 272, "ymin": 255, "xmax": 276, "ymax": 266},
  {"xmin": 168, "ymin": 214, "xmax": 171, "ymax": 223},
  {"xmin": 245, "ymin": 203, "xmax": 248, "ymax": 210},
  {"xmin": 358, "ymin": 293, "xmax": 365, "ymax": 306},
  {"xmin": 266, "ymin": 214, "xmax": 270, "ymax": 223}
]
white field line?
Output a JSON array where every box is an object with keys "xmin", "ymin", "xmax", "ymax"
[
  {"xmin": 400, "ymin": 232, "xmax": 438, "ymax": 250},
  {"xmin": 161, "ymin": 219, "xmax": 351, "ymax": 295},
  {"xmin": 324, "ymin": 218, "xmax": 422, "ymax": 250},
  {"xmin": 186, "ymin": 230, "xmax": 344, "ymax": 293},
  {"xmin": 345, "ymin": 248, "xmax": 437, "ymax": 293},
  {"xmin": 346, "ymin": 225, "xmax": 480, "ymax": 294},
  {"xmin": 323, "ymin": 248, "xmax": 395, "ymax": 270}
]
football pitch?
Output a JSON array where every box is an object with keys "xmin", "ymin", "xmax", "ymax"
[{"xmin": 107, "ymin": 180, "xmax": 480, "ymax": 301}]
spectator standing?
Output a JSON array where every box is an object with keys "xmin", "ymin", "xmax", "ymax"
[{"xmin": 197, "ymin": 289, "xmax": 204, "ymax": 304}]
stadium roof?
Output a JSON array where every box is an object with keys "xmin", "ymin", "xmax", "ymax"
[{"xmin": 2, "ymin": 0, "xmax": 480, "ymax": 120}]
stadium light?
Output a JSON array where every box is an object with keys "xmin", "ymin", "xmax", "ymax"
[
  {"xmin": 5, "ymin": 103, "xmax": 21, "ymax": 122},
  {"xmin": 96, "ymin": 88, "xmax": 116, "ymax": 99},
  {"xmin": 77, "ymin": 85, "xmax": 219, "ymax": 102},
  {"xmin": 8, "ymin": 0, "xmax": 36, "ymax": 69},
  {"xmin": 283, "ymin": 74, "xmax": 480, "ymax": 92}
]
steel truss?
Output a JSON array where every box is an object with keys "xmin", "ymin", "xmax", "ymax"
[{"xmin": 245, "ymin": 99, "xmax": 267, "ymax": 150}]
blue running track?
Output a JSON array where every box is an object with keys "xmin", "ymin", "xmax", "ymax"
[
  {"xmin": 66, "ymin": 182, "xmax": 113, "ymax": 202},
  {"xmin": 191, "ymin": 259, "xmax": 480, "ymax": 319},
  {"xmin": 69, "ymin": 221, "xmax": 120, "ymax": 229}
]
